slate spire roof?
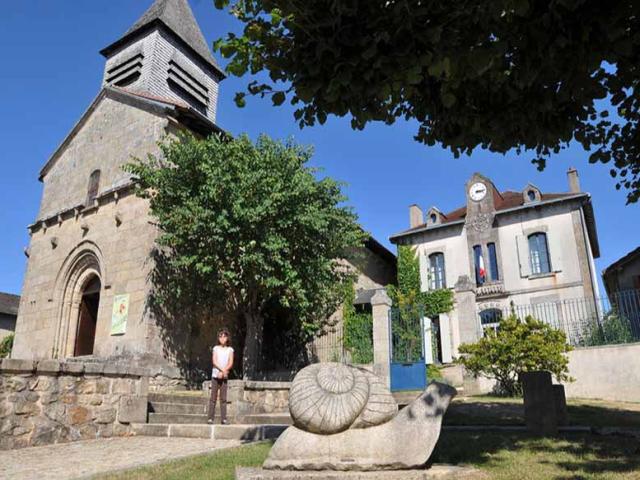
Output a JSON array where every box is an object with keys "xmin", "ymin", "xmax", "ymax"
[{"xmin": 101, "ymin": 0, "xmax": 224, "ymax": 77}]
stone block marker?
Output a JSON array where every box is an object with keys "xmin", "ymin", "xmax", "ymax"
[
  {"xmin": 520, "ymin": 371, "xmax": 557, "ymax": 436},
  {"xmin": 118, "ymin": 395, "xmax": 148, "ymax": 424},
  {"xmin": 553, "ymin": 384, "xmax": 569, "ymax": 427}
]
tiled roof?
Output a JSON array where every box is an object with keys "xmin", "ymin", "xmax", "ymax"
[
  {"xmin": 403, "ymin": 191, "xmax": 578, "ymax": 233},
  {"xmin": 603, "ymin": 246, "xmax": 640, "ymax": 275},
  {"xmin": 0, "ymin": 292, "xmax": 20, "ymax": 316}
]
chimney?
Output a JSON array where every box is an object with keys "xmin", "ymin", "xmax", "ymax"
[
  {"xmin": 567, "ymin": 167, "xmax": 580, "ymax": 193},
  {"xmin": 409, "ymin": 204, "xmax": 423, "ymax": 228}
]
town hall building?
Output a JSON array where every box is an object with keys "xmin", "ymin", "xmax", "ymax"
[{"xmin": 390, "ymin": 170, "xmax": 600, "ymax": 365}]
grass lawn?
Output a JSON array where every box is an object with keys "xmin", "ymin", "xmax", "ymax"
[
  {"xmin": 444, "ymin": 396, "xmax": 640, "ymax": 428},
  {"xmin": 96, "ymin": 432, "xmax": 640, "ymax": 480},
  {"xmin": 97, "ymin": 442, "xmax": 272, "ymax": 480}
]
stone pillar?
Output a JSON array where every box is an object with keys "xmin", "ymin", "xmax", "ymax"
[
  {"xmin": 371, "ymin": 289, "xmax": 392, "ymax": 387},
  {"xmin": 453, "ymin": 275, "xmax": 479, "ymax": 346},
  {"xmin": 521, "ymin": 371, "xmax": 558, "ymax": 436}
]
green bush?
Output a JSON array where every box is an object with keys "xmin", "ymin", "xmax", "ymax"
[
  {"xmin": 0, "ymin": 333, "xmax": 14, "ymax": 359},
  {"xmin": 427, "ymin": 363, "xmax": 444, "ymax": 382},
  {"xmin": 584, "ymin": 310, "xmax": 635, "ymax": 346},
  {"xmin": 457, "ymin": 315, "xmax": 572, "ymax": 396},
  {"xmin": 342, "ymin": 282, "xmax": 373, "ymax": 364},
  {"xmin": 344, "ymin": 312, "xmax": 373, "ymax": 364}
]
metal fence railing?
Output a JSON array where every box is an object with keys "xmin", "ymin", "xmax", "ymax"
[
  {"xmin": 307, "ymin": 321, "xmax": 347, "ymax": 363},
  {"xmin": 483, "ymin": 289, "xmax": 640, "ymax": 347}
]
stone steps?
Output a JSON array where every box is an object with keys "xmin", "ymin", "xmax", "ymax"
[
  {"xmin": 132, "ymin": 423, "xmax": 288, "ymax": 440},
  {"xmin": 148, "ymin": 412, "xmax": 210, "ymax": 424},
  {"xmin": 238, "ymin": 413, "xmax": 292, "ymax": 425},
  {"xmin": 150, "ymin": 401, "xmax": 208, "ymax": 415},
  {"xmin": 148, "ymin": 392, "xmax": 208, "ymax": 405}
]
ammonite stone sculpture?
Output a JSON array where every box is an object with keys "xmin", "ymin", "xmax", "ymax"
[
  {"xmin": 264, "ymin": 362, "xmax": 457, "ymax": 471},
  {"xmin": 288, "ymin": 362, "xmax": 397, "ymax": 434}
]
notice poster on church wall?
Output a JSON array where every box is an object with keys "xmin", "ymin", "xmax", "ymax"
[{"xmin": 110, "ymin": 294, "xmax": 129, "ymax": 335}]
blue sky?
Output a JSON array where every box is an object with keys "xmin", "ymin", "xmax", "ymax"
[{"xmin": 0, "ymin": 0, "xmax": 638, "ymax": 296}]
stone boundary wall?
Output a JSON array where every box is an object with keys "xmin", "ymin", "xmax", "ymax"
[
  {"xmin": 0, "ymin": 359, "xmax": 149, "ymax": 450},
  {"xmin": 565, "ymin": 342, "xmax": 640, "ymax": 402}
]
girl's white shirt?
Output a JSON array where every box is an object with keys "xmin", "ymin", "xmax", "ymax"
[{"xmin": 212, "ymin": 345, "xmax": 234, "ymax": 379}]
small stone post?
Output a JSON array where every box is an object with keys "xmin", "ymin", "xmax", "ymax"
[
  {"xmin": 371, "ymin": 289, "xmax": 392, "ymax": 387},
  {"xmin": 553, "ymin": 384, "xmax": 569, "ymax": 427},
  {"xmin": 521, "ymin": 371, "xmax": 558, "ymax": 436}
]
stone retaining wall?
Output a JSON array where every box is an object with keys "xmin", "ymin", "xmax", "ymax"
[
  {"xmin": 565, "ymin": 342, "xmax": 640, "ymax": 402},
  {"xmin": 0, "ymin": 359, "xmax": 149, "ymax": 450}
]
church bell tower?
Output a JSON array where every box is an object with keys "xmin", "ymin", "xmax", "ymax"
[{"xmin": 99, "ymin": 0, "xmax": 225, "ymax": 122}]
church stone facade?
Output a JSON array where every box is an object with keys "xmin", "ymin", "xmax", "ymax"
[
  {"xmin": 13, "ymin": 0, "xmax": 397, "ymax": 388},
  {"xmin": 13, "ymin": 0, "xmax": 225, "ymax": 387}
]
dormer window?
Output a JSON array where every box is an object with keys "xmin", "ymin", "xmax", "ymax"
[
  {"xmin": 426, "ymin": 207, "xmax": 445, "ymax": 226},
  {"xmin": 86, "ymin": 170, "xmax": 101, "ymax": 205},
  {"xmin": 523, "ymin": 184, "xmax": 541, "ymax": 203}
]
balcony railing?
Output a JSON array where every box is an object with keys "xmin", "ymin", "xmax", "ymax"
[{"xmin": 476, "ymin": 282, "xmax": 505, "ymax": 297}]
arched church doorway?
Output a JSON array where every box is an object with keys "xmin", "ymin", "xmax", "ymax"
[{"xmin": 74, "ymin": 275, "xmax": 101, "ymax": 356}]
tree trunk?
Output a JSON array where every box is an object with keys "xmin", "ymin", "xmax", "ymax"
[{"xmin": 242, "ymin": 311, "xmax": 264, "ymax": 380}]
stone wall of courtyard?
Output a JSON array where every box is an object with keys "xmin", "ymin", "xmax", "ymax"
[{"xmin": 0, "ymin": 359, "xmax": 149, "ymax": 450}]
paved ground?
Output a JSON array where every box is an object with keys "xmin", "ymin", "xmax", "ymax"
[{"xmin": 0, "ymin": 437, "xmax": 243, "ymax": 480}]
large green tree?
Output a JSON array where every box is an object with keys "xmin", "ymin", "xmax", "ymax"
[
  {"xmin": 214, "ymin": 1, "xmax": 640, "ymax": 202},
  {"xmin": 126, "ymin": 133, "xmax": 366, "ymax": 378}
]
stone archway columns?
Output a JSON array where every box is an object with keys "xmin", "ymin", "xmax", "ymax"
[{"xmin": 371, "ymin": 289, "xmax": 392, "ymax": 388}]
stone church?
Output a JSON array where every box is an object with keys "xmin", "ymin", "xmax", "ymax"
[{"xmin": 13, "ymin": 0, "xmax": 396, "ymax": 387}]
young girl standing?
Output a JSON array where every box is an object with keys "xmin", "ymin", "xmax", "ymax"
[{"xmin": 208, "ymin": 328, "xmax": 234, "ymax": 424}]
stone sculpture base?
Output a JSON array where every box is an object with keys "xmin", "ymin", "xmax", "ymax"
[
  {"xmin": 264, "ymin": 382, "xmax": 457, "ymax": 471},
  {"xmin": 236, "ymin": 466, "xmax": 486, "ymax": 480}
]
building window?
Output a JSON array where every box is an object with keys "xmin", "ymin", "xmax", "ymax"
[
  {"xmin": 473, "ymin": 245, "xmax": 486, "ymax": 286},
  {"xmin": 86, "ymin": 170, "xmax": 101, "ymax": 205},
  {"xmin": 487, "ymin": 243, "xmax": 499, "ymax": 281},
  {"xmin": 528, "ymin": 232, "xmax": 551, "ymax": 274},
  {"xmin": 527, "ymin": 190, "xmax": 536, "ymax": 201},
  {"xmin": 480, "ymin": 308, "xmax": 502, "ymax": 335},
  {"xmin": 429, "ymin": 252, "xmax": 446, "ymax": 289},
  {"xmin": 430, "ymin": 213, "xmax": 437, "ymax": 224}
]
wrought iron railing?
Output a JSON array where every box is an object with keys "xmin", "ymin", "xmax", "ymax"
[{"xmin": 482, "ymin": 289, "xmax": 640, "ymax": 347}]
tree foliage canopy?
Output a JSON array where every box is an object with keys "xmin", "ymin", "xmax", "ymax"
[
  {"xmin": 387, "ymin": 246, "xmax": 453, "ymax": 319},
  {"xmin": 458, "ymin": 315, "xmax": 573, "ymax": 396},
  {"xmin": 126, "ymin": 133, "xmax": 366, "ymax": 377},
  {"xmin": 214, "ymin": 1, "xmax": 640, "ymax": 202}
]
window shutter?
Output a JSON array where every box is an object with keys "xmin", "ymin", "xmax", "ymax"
[
  {"xmin": 516, "ymin": 235, "xmax": 531, "ymax": 277},
  {"xmin": 419, "ymin": 252, "xmax": 429, "ymax": 292},
  {"xmin": 547, "ymin": 232, "xmax": 563, "ymax": 273}
]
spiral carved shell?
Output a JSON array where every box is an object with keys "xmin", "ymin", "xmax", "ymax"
[{"xmin": 288, "ymin": 363, "xmax": 398, "ymax": 434}]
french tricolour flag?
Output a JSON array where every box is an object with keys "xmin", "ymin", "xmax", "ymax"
[{"xmin": 478, "ymin": 253, "xmax": 486, "ymax": 282}]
